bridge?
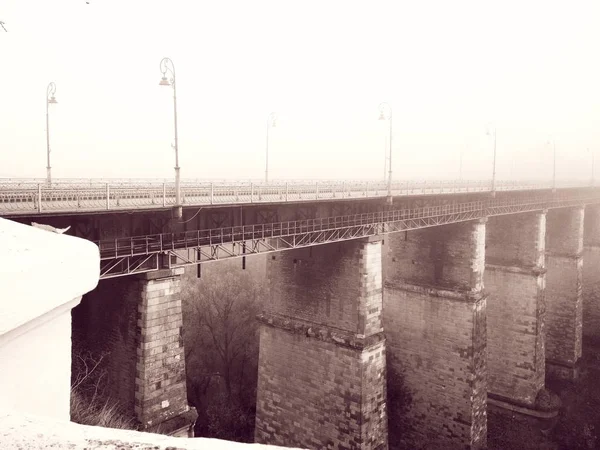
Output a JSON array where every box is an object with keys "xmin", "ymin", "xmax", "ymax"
[{"xmin": 3, "ymin": 178, "xmax": 600, "ymax": 449}]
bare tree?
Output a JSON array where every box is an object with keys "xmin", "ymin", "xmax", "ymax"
[{"xmin": 181, "ymin": 264, "xmax": 264, "ymax": 441}]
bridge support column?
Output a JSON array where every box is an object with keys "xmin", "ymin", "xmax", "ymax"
[
  {"xmin": 485, "ymin": 211, "xmax": 548, "ymax": 409},
  {"xmin": 255, "ymin": 238, "xmax": 387, "ymax": 449},
  {"xmin": 545, "ymin": 206, "xmax": 584, "ymax": 380},
  {"xmin": 134, "ymin": 268, "xmax": 196, "ymax": 434},
  {"xmin": 583, "ymin": 204, "xmax": 600, "ymax": 344},
  {"xmin": 383, "ymin": 219, "xmax": 487, "ymax": 449}
]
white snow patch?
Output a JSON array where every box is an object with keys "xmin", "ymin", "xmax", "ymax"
[{"xmin": 0, "ymin": 218, "xmax": 100, "ymax": 337}]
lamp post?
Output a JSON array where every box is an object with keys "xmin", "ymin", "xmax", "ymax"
[
  {"xmin": 486, "ymin": 126, "xmax": 497, "ymax": 196},
  {"xmin": 589, "ymin": 148, "xmax": 595, "ymax": 186},
  {"xmin": 459, "ymin": 147, "xmax": 464, "ymax": 182},
  {"xmin": 46, "ymin": 82, "xmax": 58, "ymax": 184},
  {"xmin": 547, "ymin": 139, "xmax": 557, "ymax": 191},
  {"xmin": 383, "ymin": 134, "xmax": 388, "ymax": 182},
  {"xmin": 159, "ymin": 57, "xmax": 181, "ymax": 219},
  {"xmin": 378, "ymin": 102, "xmax": 392, "ymax": 204},
  {"xmin": 265, "ymin": 112, "xmax": 277, "ymax": 183}
]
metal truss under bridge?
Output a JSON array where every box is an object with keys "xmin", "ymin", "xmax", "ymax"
[
  {"xmin": 0, "ymin": 179, "xmax": 593, "ymax": 215},
  {"xmin": 98, "ymin": 192, "xmax": 600, "ymax": 279}
]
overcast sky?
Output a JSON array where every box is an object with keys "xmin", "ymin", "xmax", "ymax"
[{"xmin": 1, "ymin": 0, "xmax": 599, "ymax": 181}]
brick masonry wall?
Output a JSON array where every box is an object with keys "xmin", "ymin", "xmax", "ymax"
[
  {"xmin": 384, "ymin": 221, "xmax": 485, "ymax": 292},
  {"xmin": 583, "ymin": 205, "xmax": 600, "ymax": 342},
  {"xmin": 545, "ymin": 255, "xmax": 583, "ymax": 366},
  {"xmin": 546, "ymin": 207, "xmax": 584, "ymax": 256},
  {"xmin": 383, "ymin": 219, "xmax": 487, "ymax": 449},
  {"xmin": 583, "ymin": 247, "xmax": 600, "ymax": 342},
  {"xmin": 584, "ymin": 204, "xmax": 600, "ymax": 247},
  {"xmin": 134, "ymin": 269, "xmax": 191, "ymax": 431},
  {"xmin": 545, "ymin": 207, "xmax": 584, "ymax": 376},
  {"xmin": 384, "ymin": 287, "xmax": 487, "ymax": 449},
  {"xmin": 484, "ymin": 212, "xmax": 546, "ymax": 406},
  {"xmin": 255, "ymin": 328, "xmax": 386, "ymax": 449},
  {"xmin": 264, "ymin": 239, "xmax": 383, "ymax": 337},
  {"xmin": 484, "ymin": 268, "xmax": 545, "ymax": 406},
  {"xmin": 255, "ymin": 238, "xmax": 387, "ymax": 449},
  {"xmin": 486, "ymin": 212, "xmax": 545, "ymax": 267}
]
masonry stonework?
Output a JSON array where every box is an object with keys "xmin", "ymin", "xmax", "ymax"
[
  {"xmin": 74, "ymin": 267, "xmax": 194, "ymax": 434},
  {"xmin": 545, "ymin": 206, "xmax": 584, "ymax": 380},
  {"xmin": 134, "ymin": 268, "xmax": 194, "ymax": 433},
  {"xmin": 583, "ymin": 205, "xmax": 600, "ymax": 343},
  {"xmin": 255, "ymin": 238, "xmax": 387, "ymax": 450},
  {"xmin": 484, "ymin": 212, "xmax": 546, "ymax": 407},
  {"xmin": 383, "ymin": 220, "xmax": 487, "ymax": 449}
]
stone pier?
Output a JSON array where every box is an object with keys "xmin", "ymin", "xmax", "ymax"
[
  {"xmin": 545, "ymin": 206, "xmax": 584, "ymax": 380},
  {"xmin": 383, "ymin": 220, "xmax": 487, "ymax": 449},
  {"xmin": 484, "ymin": 212, "xmax": 547, "ymax": 408},
  {"xmin": 134, "ymin": 268, "xmax": 195, "ymax": 434},
  {"xmin": 73, "ymin": 267, "xmax": 195, "ymax": 435},
  {"xmin": 583, "ymin": 204, "xmax": 600, "ymax": 344},
  {"xmin": 255, "ymin": 238, "xmax": 387, "ymax": 449}
]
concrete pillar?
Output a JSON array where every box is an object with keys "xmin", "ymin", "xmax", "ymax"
[
  {"xmin": 485, "ymin": 212, "xmax": 547, "ymax": 408},
  {"xmin": 384, "ymin": 219, "xmax": 487, "ymax": 449},
  {"xmin": 583, "ymin": 204, "xmax": 600, "ymax": 344},
  {"xmin": 545, "ymin": 206, "xmax": 584, "ymax": 380},
  {"xmin": 255, "ymin": 238, "xmax": 387, "ymax": 450},
  {"xmin": 134, "ymin": 268, "xmax": 195, "ymax": 435}
]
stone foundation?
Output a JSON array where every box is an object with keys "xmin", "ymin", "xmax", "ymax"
[
  {"xmin": 485, "ymin": 212, "xmax": 546, "ymax": 407},
  {"xmin": 545, "ymin": 207, "xmax": 584, "ymax": 380},
  {"xmin": 383, "ymin": 220, "xmax": 487, "ymax": 449},
  {"xmin": 255, "ymin": 238, "xmax": 388, "ymax": 449}
]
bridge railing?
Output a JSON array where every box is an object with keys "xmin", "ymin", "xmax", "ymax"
[{"xmin": 0, "ymin": 179, "xmax": 593, "ymax": 215}]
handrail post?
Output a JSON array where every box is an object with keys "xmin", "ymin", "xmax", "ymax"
[
  {"xmin": 210, "ymin": 182, "xmax": 214, "ymax": 205},
  {"xmin": 106, "ymin": 183, "xmax": 110, "ymax": 210},
  {"xmin": 316, "ymin": 182, "xmax": 319, "ymax": 200},
  {"xmin": 250, "ymin": 182, "xmax": 254, "ymax": 203},
  {"xmin": 162, "ymin": 183, "xmax": 166, "ymax": 207},
  {"xmin": 285, "ymin": 182, "xmax": 289, "ymax": 201},
  {"xmin": 37, "ymin": 184, "xmax": 42, "ymax": 213}
]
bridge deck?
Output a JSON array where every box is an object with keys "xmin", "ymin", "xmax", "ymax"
[
  {"xmin": 98, "ymin": 191, "xmax": 600, "ymax": 279},
  {"xmin": 0, "ymin": 180, "xmax": 587, "ymax": 216}
]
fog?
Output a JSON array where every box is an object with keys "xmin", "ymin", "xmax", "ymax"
[{"xmin": 1, "ymin": 0, "xmax": 599, "ymax": 181}]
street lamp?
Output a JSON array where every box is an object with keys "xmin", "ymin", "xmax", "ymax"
[
  {"xmin": 589, "ymin": 148, "xmax": 595, "ymax": 186},
  {"xmin": 378, "ymin": 102, "xmax": 392, "ymax": 204},
  {"xmin": 486, "ymin": 126, "xmax": 497, "ymax": 196},
  {"xmin": 159, "ymin": 57, "xmax": 181, "ymax": 219},
  {"xmin": 547, "ymin": 139, "xmax": 557, "ymax": 191},
  {"xmin": 265, "ymin": 112, "xmax": 277, "ymax": 183},
  {"xmin": 46, "ymin": 82, "xmax": 58, "ymax": 184}
]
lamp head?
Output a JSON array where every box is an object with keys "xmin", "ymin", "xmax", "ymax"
[
  {"xmin": 48, "ymin": 96, "xmax": 57, "ymax": 104},
  {"xmin": 159, "ymin": 76, "xmax": 171, "ymax": 86},
  {"xmin": 378, "ymin": 111, "xmax": 386, "ymax": 121}
]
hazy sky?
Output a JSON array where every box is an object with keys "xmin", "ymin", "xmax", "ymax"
[{"xmin": 1, "ymin": 0, "xmax": 599, "ymax": 181}]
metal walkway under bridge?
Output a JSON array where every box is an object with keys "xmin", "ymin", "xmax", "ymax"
[{"xmin": 98, "ymin": 190, "xmax": 600, "ymax": 279}]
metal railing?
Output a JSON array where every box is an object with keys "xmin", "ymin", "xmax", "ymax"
[
  {"xmin": 97, "ymin": 191, "xmax": 600, "ymax": 278},
  {"xmin": 0, "ymin": 179, "xmax": 591, "ymax": 215}
]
